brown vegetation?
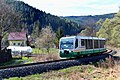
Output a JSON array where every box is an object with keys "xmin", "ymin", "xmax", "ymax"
[
  {"xmin": 6, "ymin": 52, "xmax": 120, "ymax": 80},
  {"xmin": 30, "ymin": 53, "xmax": 60, "ymax": 63},
  {"xmin": 39, "ymin": 57, "xmax": 120, "ymax": 80},
  {"xmin": 35, "ymin": 26, "xmax": 56, "ymax": 53}
]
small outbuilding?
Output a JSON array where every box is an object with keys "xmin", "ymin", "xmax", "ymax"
[{"xmin": 8, "ymin": 32, "xmax": 27, "ymax": 46}]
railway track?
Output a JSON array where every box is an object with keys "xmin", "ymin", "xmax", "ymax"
[{"xmin": 0, "ymin": 50, "xmax": 113, "ymax": 79}]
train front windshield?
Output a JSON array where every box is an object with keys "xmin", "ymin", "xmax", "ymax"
[{"xmin": 60, "ymin": 38, "xmax": 74, "ymax": 49}]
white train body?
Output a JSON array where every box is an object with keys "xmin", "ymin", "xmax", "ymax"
[{"xmin": 59, "ymin": 36, "xmax": 106, "ymax": 58}]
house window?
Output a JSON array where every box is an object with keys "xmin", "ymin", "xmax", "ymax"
[
  {"xmin": 13, "ymin": 43, "xmax": 16, "ymax": 46},
  {"xmin": 18, "ymin": 43, "xmax": 20, "ymax": 46},
  {"xmin": 21, "ymin": 42, "xmax": 24, "ymax": 46}
]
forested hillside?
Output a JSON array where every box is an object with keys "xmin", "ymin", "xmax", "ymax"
[
  {"xmin": 97, "ymin": 11, "xmax": 120, "ymax": 47},
  {"xmin": 6, "ymin": 0, "xmax": 116, "ymax": 36},
  {"xmin": 6, "ymin": 0, "xmax": 83, "ymax": 35},
  {"xmin": 64, "ymin": 13, "xmax": 115, "ymax": 29}
]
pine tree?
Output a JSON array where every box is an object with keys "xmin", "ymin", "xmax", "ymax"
[
  {"xmin": 32, "ymin": 20, "xmax": 41, "ymax": 38},
  {"xmin": 55, "ymin": 27, "xmax": 64, "ymax": 48}
]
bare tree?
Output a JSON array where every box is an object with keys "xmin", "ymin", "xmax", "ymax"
[
  {"xmin": 0, "ymin": 0, "xmax": 21, "ymax": 50},
  {"xmin": 78, "ymin": 26, "xmax": 95, "ymax": 37},
  {"xmin": 35, "ymin": 26, "xmax": 55, "ymax": 53}
]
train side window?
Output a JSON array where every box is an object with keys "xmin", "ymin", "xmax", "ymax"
[
  {"xmin": 94, "ymin": 40, "xmax": 99, "ymax": 48},
  {"xmin": 100, "ymin": 40, "xmax": 104, "ymax": 48},
  {"xmin": 88, "ymin": 39, "xmax": 90, "ymax": 49},
  {"xmin": 103, "ymin": 40, "xmax": 106, "ymax": 48},
  {"xmin": 94, "ymin": 40, "xmax": 98, "ymax": 48},
  {"xmin": 81, "ymin": 39, "xmax": 84, "ymax": 46},
  {"xmin": 75, "ymin": 39, "xmax": 78, "ymax": 48},
  {"xmin": 100, "ymin": 40, "xmax": 101, "ymax": 48},
  {"xmin": 89, "ymin": 39, "xmax": 93, "ymax": 49},
  {"xmin": 85, "ymin": 39, "xmax": 88, "ymax": 49}
]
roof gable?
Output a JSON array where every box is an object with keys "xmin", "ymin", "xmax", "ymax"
[{"xmin": 8, "ymin": 32, "xmax": 27, "ymax": 40}]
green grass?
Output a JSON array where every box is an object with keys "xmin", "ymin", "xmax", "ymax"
[
  {"xmin": 32, "ymin": 48, "xmax": 42, "ymax": 54},
  {"xmin": 0, "ymin": 57, "xmax": 33, "ymax": 67},
  {"xmin": 32, "ymin": 48, "xmax": 59, "ymax": 54},
  {"xmin": 0, "ymin": 58, "xmax": 22, "ymax": 67},
  {"xmin": 0, "ymin": 48, "xmax": 59, "ymax": 67},
  {"xmin": 21, "ymin": 57, "xmax": 33, "ymax": 64}
]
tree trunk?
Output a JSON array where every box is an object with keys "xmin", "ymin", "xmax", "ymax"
[{"xmin": 0, "ymin": 36, "xmax": 2, "ymax": 51}]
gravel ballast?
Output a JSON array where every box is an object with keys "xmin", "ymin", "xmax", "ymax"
[{"xmin": 0, "ymin": 54, "xmax": 111, "ymax": 79}]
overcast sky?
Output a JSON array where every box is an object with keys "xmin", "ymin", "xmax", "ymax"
[{"xmin": 20, "ymin": 0, "xmax": 120, "ymax": 16}]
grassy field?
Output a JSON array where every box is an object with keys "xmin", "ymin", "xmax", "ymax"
[
  {"xmin": 5, "ymin": 56, "xmax": 120, "ymax": 80},
  {"xmin": 0, "ymin": 57, "xmax": 33, "ymax": 67},
  {"xmin": 32, "ymin": 48, "xmax": 59, "ymax": 54},
  {"xmin": 31, "ymin": 48, "xmax": 60, "ymax": 62},
  {"xmin": 4, "ymin": 47, "xmax": 120, "ymax": 80},
  {"xmin": 0, "ymin": 48, "xmax": 59, "ymax": 67}
]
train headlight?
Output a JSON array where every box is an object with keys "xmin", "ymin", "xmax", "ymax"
[{"xmin": 60, "ymin": 50, "xmax": 64, "ymax": 53}]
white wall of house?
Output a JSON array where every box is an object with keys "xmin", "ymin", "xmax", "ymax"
[{"xmin": 9, "ymin": 40, "xmax": 27, "ymax": 46}]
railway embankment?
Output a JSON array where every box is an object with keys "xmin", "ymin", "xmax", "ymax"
[{"xmin": 0, "ymin": 51, "xmax": 113, "ymax": 79}]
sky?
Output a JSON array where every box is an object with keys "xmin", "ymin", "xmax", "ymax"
[{"xmin": 20, "ymin": 0, "xmax": 120, "ymax": 16}]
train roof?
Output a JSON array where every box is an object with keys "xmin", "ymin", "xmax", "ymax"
[
  {"xmin": 60, "ymin": 36, "xmax": 76, "ymax": 40},
  {"xmin": 60, "ymin": 36, "xmax": 106, "ymax": 40},
  {"xmin": 77, "ymin": 36, "xmax": 106, "ymax": 40}
]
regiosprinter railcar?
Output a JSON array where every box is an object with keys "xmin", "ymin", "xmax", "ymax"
[{"xmin": 59, "ymin": 36, "xmax": 106, "ymax": 58}]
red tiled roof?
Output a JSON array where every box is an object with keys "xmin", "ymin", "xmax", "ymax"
[{"xmin": 8, "ymin": 32, "xmax": 27, "ymax": 40}]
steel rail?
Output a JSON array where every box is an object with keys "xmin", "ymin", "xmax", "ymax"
[
  {"xmin": 0, "ymin": 49, "xmax": 112, "ymax": 69},
  {"xmin": 0, "ymin": 49, "xmax": 113, "ymax": 79}
]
